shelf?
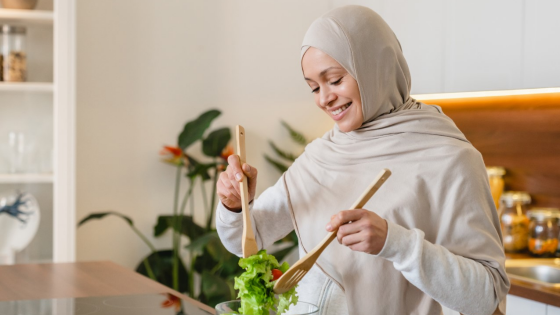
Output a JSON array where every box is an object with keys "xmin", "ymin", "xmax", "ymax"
[
  {"xmin": 0, "ymin": 8, "xmax": 53, "ymax": 25},
  {"xmin": 0, "ymin": 82, "xmax": 53, "ymax": 92},
  {"xmin": 0, "ymin": 173, "xmax": 53, "ymax": 184}
]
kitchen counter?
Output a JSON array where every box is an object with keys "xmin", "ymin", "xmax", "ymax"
[
  {"xmin": 506, "ymin": 252, "xmax": 560, "ymax": 308},
  {"xmin": 0, "ymin": 261, "xmax": 215, "ymax": 313}
]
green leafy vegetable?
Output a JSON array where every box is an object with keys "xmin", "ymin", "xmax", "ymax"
[{"xmin": 234, "ymin": 250, "xmax": 298, "ymax": 315}]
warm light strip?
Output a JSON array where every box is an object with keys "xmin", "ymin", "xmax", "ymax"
[{"xmin": 412, "ymin": 87, "xmax": 560, "ymax": 101}]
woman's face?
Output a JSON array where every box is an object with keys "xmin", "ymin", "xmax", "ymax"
[{"xmin": 302, "ymin": 47, "xmax": 363, "ymax": 132}]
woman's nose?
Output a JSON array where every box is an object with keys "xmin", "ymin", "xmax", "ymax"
[{"xmin": 319, "ymin": 88, "xmax": 337, "ymax": 108}]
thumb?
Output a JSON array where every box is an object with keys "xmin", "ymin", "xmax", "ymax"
[{"xmin": 242, "ymin": 163, "xmax": 258, "ymax": 179}]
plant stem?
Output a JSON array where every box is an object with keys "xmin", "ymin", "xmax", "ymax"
[
  {"xmin": 189, "ymin": 255, "xmax": 197, "ymax": 298},
  {"xmin": 200, "ymin": 179, "xmax": 209, "ymax": 228},
  {"xmin": 176, "ymin": 179, "xmax": 194, "ymax": 293},
  {"xmin": 142, "ymin": 257, "xmax": 157, "ymax": 281},
  {"xmin": 207, "ymin": 164, "xmax": 219, "ymax": 230},
  {"xmin": 130, "ymin": 224, "xmax": 157, "ymax": 253},
  {"xmin": 172, "ymin": 164, "xmax": 182, "ymax": 291}
]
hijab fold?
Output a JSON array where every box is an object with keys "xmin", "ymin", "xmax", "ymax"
[{"xmin": 286, "ymin": 5, "xmax": 508, "ymax": 314}]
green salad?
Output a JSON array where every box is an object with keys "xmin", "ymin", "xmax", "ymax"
[{"xmin": 233, "ymin": 250, "xmax": 298, "ymax": 315}]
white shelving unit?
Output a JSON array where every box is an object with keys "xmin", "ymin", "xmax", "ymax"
[
  {"xmin": 0, "ymin": 173, "xmax": 53, "ymax": 183},
  {"xmin": 0, "ymin": 0, "xmax": 76, "ymax": 264}
]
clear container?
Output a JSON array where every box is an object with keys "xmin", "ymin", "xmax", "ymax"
[
  {"xmin": 215, "ymin": 300, "xmax": 319, "ymax": 315},
  {"xmin": 499, "ymin": 191, "xmax": 531, "ymax": 252},
  {"xmin": 527, "ymin": 208, "xmax": 560, "ymax": 257},
  {"xmin": 1, "ymin": 25, "xmax": 27, "ymax": 82},
  {"xmin": 486, "ymin": 166, "xmax": 506, "ymax": 210}
]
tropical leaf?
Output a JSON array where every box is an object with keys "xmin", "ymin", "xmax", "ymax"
[
  {"xmin": 178, "ymin": 109, "xmax": 221, "ymax": 150},
  {"xmin": 281, "ymin": 121, "xmax": 307, "ymax": 145},
  {"xmin": 200, "ymin": 271, "xmax": 235, "ymax": 307},
  {"xmin": 202, "ymin": 127, "xmax": 231, "ymax": 157},
  {"xmin": 268, "ymin": 141, "xmax": 297, "ymax": 162},
  {"xmin": 184, "ymin": 231, "xmax": 228, "ymax": 261},
  {"xmin": 135, "ymin": 250, "xmax": 190, "ymax": 294},
  {"xmin": 154, "ymin": 215, "xmax": 206, "ymax": 239},
  {"xmin": 78, "ymin": 211, "xmax": 133, "ymax": 227},
  {"xmin": 264, "ymin": 155, "xmax": 288, "ymax": 173}
]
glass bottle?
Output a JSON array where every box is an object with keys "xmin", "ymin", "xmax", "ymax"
[
  {"xmin": 486, "ymin": 166, "xmax": 506, "ymax": 210},
  {"xmin": 527, "ymin": 208, "xmax": 560, "ymax": 257},
  {"xmin": 1, "ymin": 25, "xmax": 27, "ymax": 82},
  {"xmin": 499, "ymin": 191, "xmax": 531, "ymax": 252}
]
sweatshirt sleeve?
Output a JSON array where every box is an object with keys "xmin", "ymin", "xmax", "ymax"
[
  {"xmin": 216, "ymin": 174, "xmax": 294, "ymax": 257},
  {"xmin": 376, "ymin": 220, "xmax": 508, "ymax": 315}
]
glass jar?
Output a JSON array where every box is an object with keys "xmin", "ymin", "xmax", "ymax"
[
  {"xmin": 499, "ymin": 191, "xmax": 531, "ymax": 252},
  {"xmin": 1, "ymin": 25, "xmax": 27, "ymax": 82},
  {"xmin": 527, "ymin": 208, "xmax": 560, "ymax": 257},
  {"xmin": 486, "ymin": 166, "xmax": 506, "ymax": 210}
]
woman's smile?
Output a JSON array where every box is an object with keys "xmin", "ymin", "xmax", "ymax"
[{"xmin": 329, "ymin": 102, "xmax": 352, "ymax": 120}]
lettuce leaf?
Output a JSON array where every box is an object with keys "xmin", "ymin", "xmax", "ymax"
[{"xmin": 234, "ymin": 250, "xmax": 298, "ymax": 315}]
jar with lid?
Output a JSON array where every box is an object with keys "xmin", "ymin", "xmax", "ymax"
[
  {"xmin": 1, "ymin": 25, "xmax": 27, "ymax": 82},
  {"xmin": 527, "ymin": 208, "xmax": 560, "ymax": 257},
  {"xmin": 486, "ymin": 166, "xmax": 506, "ymax": 210},
  {"xmin": 499, "ymin": 191, "xmax": 531, "ymax": 252}
]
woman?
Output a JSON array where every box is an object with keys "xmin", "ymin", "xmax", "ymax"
[{"xmin": 216, "ymin": 5, "xmax": 509, "ymax": 315}]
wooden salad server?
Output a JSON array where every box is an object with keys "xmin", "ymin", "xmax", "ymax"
[
  {"xmin": 237, "ymin": 125, "xmax": 259, "ymax": 258},
  {"xmin": 273, "ymin": 168, "xmax": 392, "ymax": 294}
]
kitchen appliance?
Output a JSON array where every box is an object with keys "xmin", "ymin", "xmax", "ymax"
[{"xmin": 0, "ymin": 293, "xmax": 213, "ymax": 315}]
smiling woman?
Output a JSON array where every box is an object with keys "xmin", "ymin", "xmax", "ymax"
[
  {"xmin": 216, "ymin": 5, "xmax": 509, "ymax": 315},
  {"xmin": 301, "ymin": 48, "xmax": 363, "ymax": 132}
]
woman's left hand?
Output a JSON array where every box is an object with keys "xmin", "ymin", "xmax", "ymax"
[{"xmin": 325, "ymin": 209, "xmax": 388, "ymax": 255}]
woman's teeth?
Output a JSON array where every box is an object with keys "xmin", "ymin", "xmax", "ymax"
[{"xmin": 330, "ymin": 102, "xmax": 351, "ymax": 115}]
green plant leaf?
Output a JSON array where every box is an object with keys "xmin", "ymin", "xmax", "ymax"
[
  {"xmin": 184, "ymin": 231, "xmax": 221, "ymax": 256},
  {"xmin": 78, "ymin": 211, "xmax": 133, "ymax": 227},
  {"xmin": 154, "ymin": 215, "xmax": 205, "ymax": 239},
  {"xmin": 186, "ymin": 161, "xmax": 215, "ymax": 181},
  {"xmin": 135, "ymin": 250, "xmax": 190, "ymax": 294},
  {"xmin": 268, "ymin": 141, "xmax": 297, "ymax": 162},
  {"xmin": 201, "ymin": 270, "xmax": 235, "ymax": 307},
  {"xmin": 281, "ymin": 120, "xmax": 307, "ymax": 145},
  {"xmin": 178, "ymin": 109, "xmax": 221, "ymax": 150},
  {"xmin": 264, "ymin": 155, "xmax": 288, "ymax": 173},
  {"xmin": 202, "ymin": 127, "xmax": 231, "ymax": 157}
]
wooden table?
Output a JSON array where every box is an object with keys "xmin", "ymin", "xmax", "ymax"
[{"xmin": 0, "ymin": 260, "xmax": 215, "ymax": 313}]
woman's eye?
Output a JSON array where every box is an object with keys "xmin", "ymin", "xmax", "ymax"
[
  {"xmin": 311, "ymin": 87, "xmax": 319, "ymax": 93},
  {"xmin": 330, "ymin": 78, "xmax": 342, "ymax": 85}
]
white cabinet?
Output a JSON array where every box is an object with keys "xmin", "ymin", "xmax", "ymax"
[
  {"xmin": 548, "ymin": 305, "xmax": 560, "ymax": 315},
  {"xmin": 331, "ymin": 0, "xmax": 560, "ymax": 94},
  {"xmin": 0, "ymin": 0, "xmax": 76, "ymax": 264},
  {"xmin": 507, "ymin": 295, "xmax": 547, "ymax": 315}
]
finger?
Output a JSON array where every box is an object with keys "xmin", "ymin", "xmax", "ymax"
[
  {"xmin": 337, "ymin": 220, "xmax": 363, "ymax": 238},
  {"xmin": 326, "ymin": 209, "xmax": 365, "ymax": 231},
  {"xmin": 340, "ymin": 233, "xmax": 363, "ymax": 247},
  {"xmin": 227, "ymin": 155, "xmax": 243, "ymax": 181},
  {"xmin": 242, "ymin": 163, "xmax": 258, "ymax": 179},
  {"xmin": 225, "ymin": 168, "xmax": 241, "ymax": 195},
  {"xmin": 220, "ymin": 172, "xmax": 241, "ymax": 199}
]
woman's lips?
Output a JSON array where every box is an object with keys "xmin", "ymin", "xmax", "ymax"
[{"xmin": 330, "ymin": 102, "xmax": 352, "ymax": 121}]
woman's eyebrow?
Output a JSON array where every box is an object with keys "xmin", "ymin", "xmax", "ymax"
[{"xmin": 304, "ymin": 66, "xmax": 342, "ymax": 81}]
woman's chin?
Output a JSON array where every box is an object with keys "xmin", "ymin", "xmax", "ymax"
[{"xmin": 336, "ymin": 121, "xmax": 359, "ymax": 133}]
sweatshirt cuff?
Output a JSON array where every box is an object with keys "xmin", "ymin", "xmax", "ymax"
[
  {"xmin": 376, "ymin": 220, "xmax": 419, "ymax": 265},
  {"xmin": 217, "ymin": 201, "xmax": 249, "ymax": 227}
]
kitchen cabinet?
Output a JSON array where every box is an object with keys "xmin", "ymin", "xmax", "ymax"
[
  {"xmin": 549, "ymin": 305, "xmax": 560, "ymax": 315},
  {"xmin": 332, "ymin": 0, "xmax": 560, "ymax": 94},
  {"xmin": 0, "ymin": 0, "xmax": 76, "ymax": 264}
]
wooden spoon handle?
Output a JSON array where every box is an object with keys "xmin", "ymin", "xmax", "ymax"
[
  {"xmin": 237, "ymin": 125, "xmax": 258, "ymax": 258},
  {"xmin": 310, "ymin": 169, "xmax": 392, "ymax": 256}
]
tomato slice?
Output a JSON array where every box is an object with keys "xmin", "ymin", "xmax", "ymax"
[{"xmin": 271, "ymin": 269, "xmax": 283, "ymax": 281}]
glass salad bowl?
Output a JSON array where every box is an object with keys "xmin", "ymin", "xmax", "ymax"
[{"xmin": 215, "ymin": 300, "xmax": 319, "ymax": 315}]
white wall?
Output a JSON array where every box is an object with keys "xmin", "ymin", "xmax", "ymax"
[
  {"xmin": 76, "ymin": 0, "xmax": 334, "ymax": 268},
  {"xmin": 77, "ymin": 1, "xmax": 560, "ymax": 268}
]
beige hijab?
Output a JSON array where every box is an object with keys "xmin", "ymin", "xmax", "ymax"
[{"xmin": 285, "ymin": 5, "xmax": 509, "ymax": 314}]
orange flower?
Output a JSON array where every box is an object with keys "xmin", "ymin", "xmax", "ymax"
[
  {"xmin": 220, "ymin": 144, "xmax": 234, "ymax": 161},
  {"xmin": 160, "ymin": 145, "xmax": 185, "ymax": 166},
  {"xmin": 161, "ymin": 293, "xmax": 182, "ymax": 312}
]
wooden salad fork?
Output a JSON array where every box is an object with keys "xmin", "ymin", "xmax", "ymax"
[
  {"xmin": 237, "ymin": 125, "xmax": 259, "ymax": 258},
  {"xmin": 273, "ymin": 168, "xmax": 392, "ymax": 294}
]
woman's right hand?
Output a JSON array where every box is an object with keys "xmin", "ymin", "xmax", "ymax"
[{"xmin": 217, "ymin": 154, "xmax": 258, "ymax": 212}]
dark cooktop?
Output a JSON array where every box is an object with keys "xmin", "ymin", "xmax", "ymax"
[{"xmin": 0, "ymin": 293, "xmax": 213, "ymax": 315}]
